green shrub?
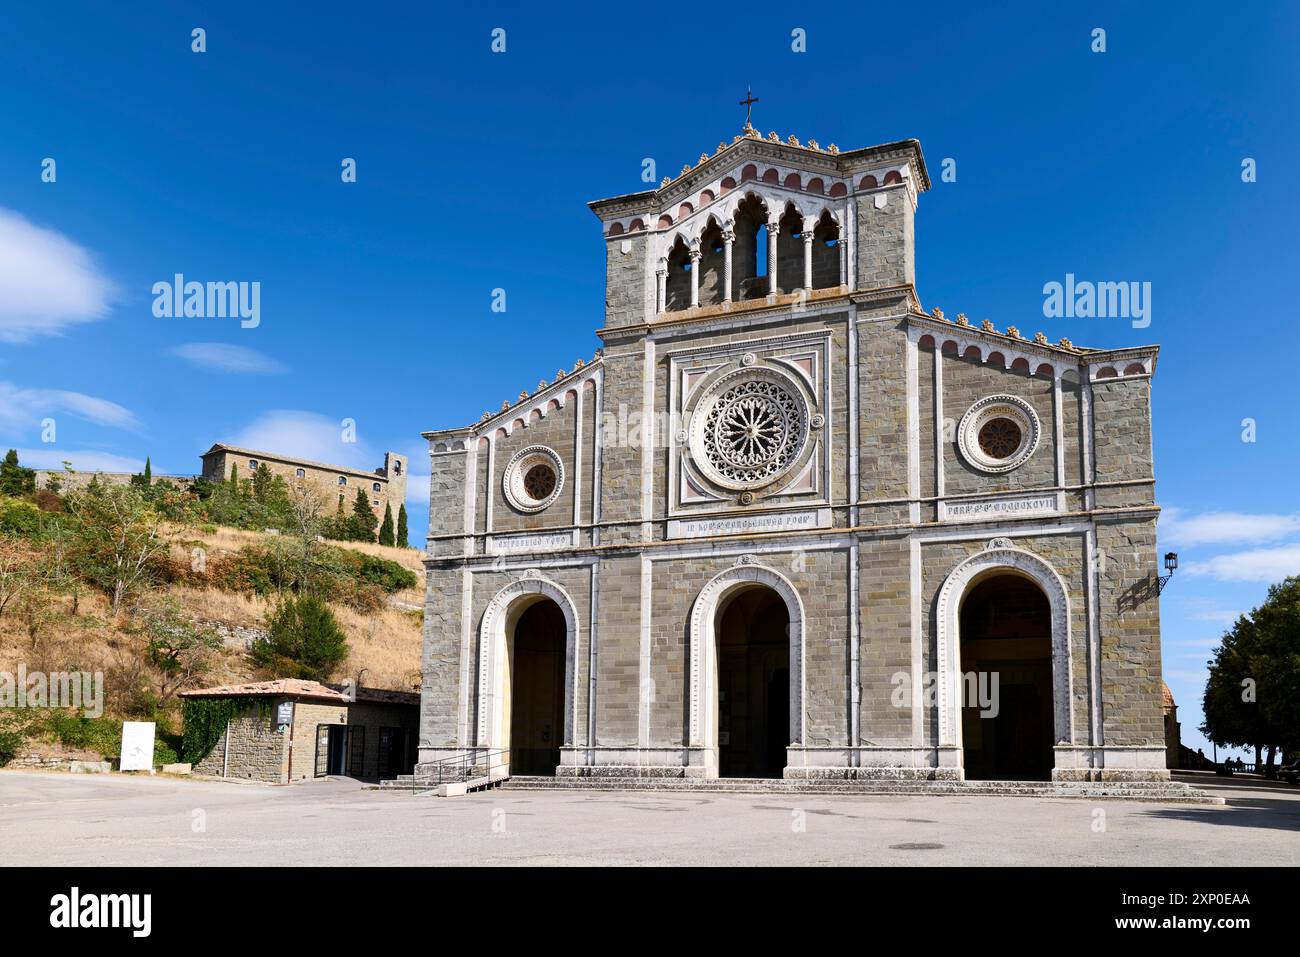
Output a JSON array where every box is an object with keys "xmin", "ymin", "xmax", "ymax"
[
  {"xmin": 252, "ymin": 593, "xmax": 349, "ymax": 681},
  {"xmin": 0, "ymin": 495, "xmax": 43, "ymax": 536},
  {"xmin": 0, "ymin": 729, "xmax": 23, "ymax": 766},
  {"xmin": 349, "ymin": 552, "xmax": 418, "ymax": 592}
]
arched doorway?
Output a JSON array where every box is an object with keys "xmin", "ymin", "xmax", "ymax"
[
  {"xmin": 958, "ymin": 573, "xmax": 1054, "ymax": 780},
  {"xmin": 715, "ymin": 586, "xmax": 790, "ymax": 778},
  {"xmin": 477, "ymin": 576, "xmax": 578, "ymax": 777},
  {"xmin": 506, "ymin": 599, "xmax": 566, "ymax": 776}
]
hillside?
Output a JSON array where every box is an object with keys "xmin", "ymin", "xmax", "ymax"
[{"xmin": 0, "ymin": 465, "xmax": 426, "ymax": 766}]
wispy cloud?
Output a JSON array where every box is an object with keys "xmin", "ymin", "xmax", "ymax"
[
  {"xmin": 227, "ymin": 410, "xmax": 375, "ymax": 468},
  {"xmin": 1184, "ymin": 544, "xmax": 1300, "ymax": 583},
  {"xmin": 0, "ymin": 381, "xmax": 141, "ymax": 432},
  {"xmin": 1160, "ymin": 506, "xmax": 1300, "ymax": 547},
  {"xmin": 0, "ymin": 207, "xmax": 116, "ymax": 343},
  {"xmin": 16, "ymin": 448, "xmax": 145, "ymax": 474},
  {"xmin": 169, "ymin": 342, "xmax": 286, "ymax": 375}
]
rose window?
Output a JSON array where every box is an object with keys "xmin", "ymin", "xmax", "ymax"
[
  {"xmin": 503, "ymin": 446, "xmax": 564, "ymax": 513},
  {"xmin": 957, "ymin": 395, "xmax": 1040, "ymax": 473},
  {"xmin": 977, "ymin": 417, "xmax": 1022, "ymax": 460},
  {"xmin": 523, "ymin": 463, "xmax": 556, "ymax": 500},
  {"xmin": 695, "ymin": 375, "xmax": 808, "ymax": 488}
]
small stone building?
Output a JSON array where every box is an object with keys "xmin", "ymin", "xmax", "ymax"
[
  {"xmin": 199, "ymin": 443, "xmax": 408, "ymax": 526},
  {"xmin": 181, "ymin": 679, "xmax": 419, "ymax": 784}
]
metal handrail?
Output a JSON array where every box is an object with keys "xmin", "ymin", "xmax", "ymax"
[{"xmin": 408, "ymin": 748, "xmax": 511, "ymax": 794}]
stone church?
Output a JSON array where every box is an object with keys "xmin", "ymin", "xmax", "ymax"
[{"xmin": 418, "ymin": 120, "xmax": 1167, "ymax": 784}]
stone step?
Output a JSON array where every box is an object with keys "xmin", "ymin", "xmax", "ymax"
[{"xmin": 497, "ymin": 776, "xmax": 1224, "ymax": 804}]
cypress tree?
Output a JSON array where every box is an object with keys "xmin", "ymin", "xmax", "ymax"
[
  {"xmin": 396, "ymin": 503, "xmax": 409, "ymax": 548},
  {"xmin": 378, "ymin": 503, "xmax": 395, "ymax": 547},
  {"xmin": 350, "ymin": 486, "xmax": 378, "ymax": 541}
]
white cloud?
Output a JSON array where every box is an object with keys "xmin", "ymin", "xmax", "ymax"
[
  {"xmin": 169, "ymin": 342, "xmax": 286, "ymax": 374},
  {"xmin": 0, "ymin": 207, "xmax": 116, "ymax": 342},
  {"xmin": 228, "ymin": 410, "xmax": 377, "ymax": 469},
  {"xmin": 404, "ymin": 469, "xmax": 430, "ymax": 507},
  {"xmin": 16, "ymin": 448, "xmax": 145, "ymax": 474},
  {"xmin": 0, "ymin": 381, "xmax": 141, "ymax": 431},
  {"xmin": 1160, "ymin": 506, "xmax": 1300, "ymax": 547},
  {"xmin": 1184, "ymin": 545, "xmax": 1300, "ymax": 583}
]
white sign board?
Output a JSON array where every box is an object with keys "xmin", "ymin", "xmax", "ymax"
[{"xmin": 119, "ymin": 721, "xmax": 155, "ymax": 772}]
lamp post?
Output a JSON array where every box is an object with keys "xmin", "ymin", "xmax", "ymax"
[{"xmin": 1156, "ymin": 551, "xmax": 1178, "ymax": 594}]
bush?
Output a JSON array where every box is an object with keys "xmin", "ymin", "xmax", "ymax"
[
  {"xmin": 0, "ymin": 729, "xmax": 23, "ymax": 766},
  {"xmin": 348, "ymin": 552, "xmax": 418, "ymax": 592},
  {"xmin": 252, "ymin": 593, "xmax": 349, "ymax": 681},
  {"xmin": 0, "ymin": 495, "xmax": 43, "ymax": 536},
  {"xmin": 199, "ymin": 541, "xmax": 416, "ymax": 610}
]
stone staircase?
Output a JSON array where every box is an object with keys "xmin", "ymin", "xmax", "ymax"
[
  {"xmin": 496, "ymin": 775, "xmax": 1224, "ymax": 804},
  {"xmin": 375, "ymin": 773, "xmax": 506, "ymax": 794}
]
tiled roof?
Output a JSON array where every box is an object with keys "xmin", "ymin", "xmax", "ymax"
[
  {"xmin": 1162, "ymin": 682, "xmax": 1175, "ymax": 714},
  {"xmin": 179, "ymin": 679, "xmax": 349, "ymax": 702},
  {"xmin": 202, "ymin": 444, "xmax": 386, "ymax": 482}
]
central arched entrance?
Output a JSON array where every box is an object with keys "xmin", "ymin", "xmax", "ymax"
[
  {"xmin": 716, "ymin": 586, "xmax": 790, "ymax": 778},
  {"xmin": 958, "ymin": 573, "xmax": 1054, "ymax": 780},
  {"xmin": 507, "ymin": 599, "xmax": 566, "ymax": 776}
]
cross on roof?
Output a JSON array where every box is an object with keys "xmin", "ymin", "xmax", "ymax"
[{"xmin": 739, "ymin": 86, "xmax": 759, "ymax": 131}]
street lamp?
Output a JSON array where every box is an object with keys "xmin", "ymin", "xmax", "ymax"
[{"xmin": 1157, "ymin": 551, "xmax": 1178, "ymax": 594}]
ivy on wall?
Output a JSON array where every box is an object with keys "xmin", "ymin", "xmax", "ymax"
[{"xmin": 180, "ymin": 697, "xmax": 271, "ymax": 764}]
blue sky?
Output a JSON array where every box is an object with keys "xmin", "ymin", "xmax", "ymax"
[{"xmin": 2, "ymin": 2, "xmax": 1297, "ymax": 758}]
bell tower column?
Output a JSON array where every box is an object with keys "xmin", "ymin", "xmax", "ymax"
[
  {"xmin": 767, "ymin": 219, "xmax": 780, "ymax": 295},
  {"xmin": 722, "ymin": 225, "xmax": 735, "ymax": 303},
  {"xmin": 689, "ymin": 242, "xmax": 701, "ymax": 308}
]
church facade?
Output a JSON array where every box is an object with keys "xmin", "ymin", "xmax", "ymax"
[{"xmin": 418, "ymin": 124, "xmax": 1168, "ymax": 783}]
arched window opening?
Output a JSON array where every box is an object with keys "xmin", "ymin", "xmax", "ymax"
[
  {"xmin": 811, "ymin": 212, "xmax": 841, "ymax": 289},
  {"xmin": 698, "ymin": 220, "xmax": 726, "ymax": 306},
  {"xmin": 664, "ymin": 236, "xmax": 692, "ymax": 312},
  {"xmin": 776, "ymin": 208, "xmax": 804, "ymax": 293},
  {"xmin": 732, "ymin": 195, "xmax": 770, "ymax": 300}
]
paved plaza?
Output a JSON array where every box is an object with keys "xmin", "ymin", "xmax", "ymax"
[{"xmin": 2, "ymin": 770, "xmax": 1296, "ymax": 867}]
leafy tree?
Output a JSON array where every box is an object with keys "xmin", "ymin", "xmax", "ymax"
[
  {"xmin": 1202, "ymin": 577, "xmax": 1300, "ymax": 767},
  {"xmin": 0, "ymin": 449, "xmax": 36, "ymax": 497},
  {"xmin": 140, "ymin": 599, "xmax": 222, "ymax": 700},
  {"xmin": 378, "ymin": 503, "xmax": 395, "ymax": 547},
  {"xmin": 396, "ymin": 503, "xmax": 409, "ymax": 548},
  {"xmin": 229, "ymin": 463, "xmax": 239, "ymax": 486},
  {"xmin": 65, "ymin": 482, "xmax": 171, "ymax": 614},
  {"xmin": 251, "ymin": 593, "xmax": 349, "ymax": 681}
]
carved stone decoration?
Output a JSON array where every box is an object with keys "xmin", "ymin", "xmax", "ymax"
[
  {"xmin": 810, "ymin": 413, "xmax": 825, "ymax": 429},
  {"xmin": 956, "ymin": 394, "xmax": 1041, "ymax": 474},
  {"xmin": 741, "ymin": 352, "xmax": 757, "ymax": 366},
  {"xmin": 477, "ymin": 576, "xmax": 579, "ymax": 753},
  {"xmin": 688, "ymin": 564, "xmax": 806, "ymax": 773},
  {"xmin": 934, "ymin": 545, "xmax": 1075, "ymax": 756},
  {"xmin": 689, "ymin": 368, "xmax": 810, "ymax": 490},
  {"xmin": 502, "ymin": 445, "xmax": 565, "ymax": 513}
]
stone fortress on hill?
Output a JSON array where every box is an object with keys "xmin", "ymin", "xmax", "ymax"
[{"xmin": 417, "ymin": 112, "xmax": 1168, "ymax": 784}]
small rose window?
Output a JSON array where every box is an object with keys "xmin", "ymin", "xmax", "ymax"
[
  {"xmin": 503, "ymin": 446, "xmax": 564, "ymax": 513},
  {"xmin": 957, "ymin": 395, "xmax": 1041, "ymax": 473}
]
